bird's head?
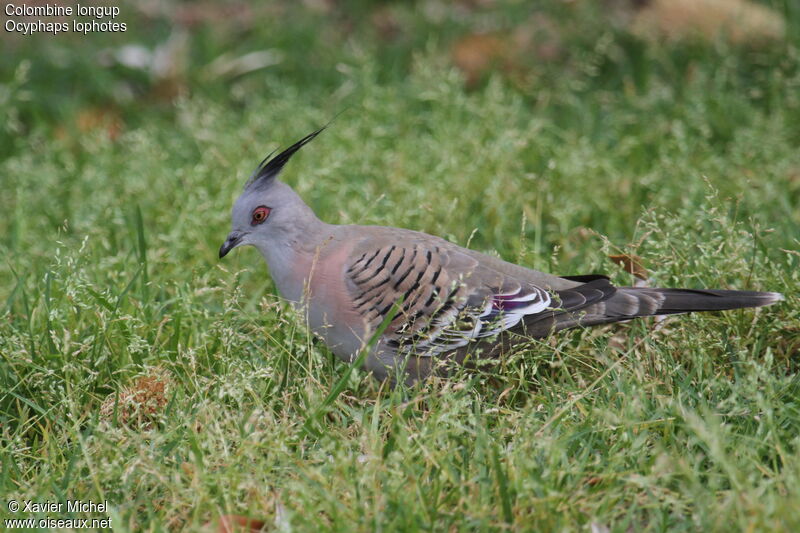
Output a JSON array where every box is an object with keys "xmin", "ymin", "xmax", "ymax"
[{"xmin": 219, "ymin": 128, "xmax": 324, "ymax": 259}]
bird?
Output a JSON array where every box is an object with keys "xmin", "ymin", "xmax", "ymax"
[{"xmin": 219, "ymin": 128, "xmax": 783, "ymax": 385}]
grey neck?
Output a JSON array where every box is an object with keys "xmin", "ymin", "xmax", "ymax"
[{"xmin": 255, "ymin": 206, "xmax": 334, "ymax": 303}]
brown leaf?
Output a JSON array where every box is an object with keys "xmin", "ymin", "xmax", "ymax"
[
  {"xmin": 450, "ymin": 14, "xmax": 566, "ymax": 89},
  {"xmin": 75, "ymin": 107, "xmax": 123, "ymax": 141},
  {"xmin": 180, "ymin": 462, "xmax": 195, "ymax": 478},
  {"xmin": 608, "ymin": 253, "xmax": 648, "ymax": 280},
  {"xmin": 451, "ymin": 33, "xmax": 510, "ymax": 88},
  {"xmin": 630, "ymin": 0, "xmax": 785, "ymax": 46},
  {"xmin": 100, "ymin": 368, "xmax": 172, "ymax": 430}
]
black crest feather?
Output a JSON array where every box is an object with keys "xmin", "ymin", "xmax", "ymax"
[{"xmin": 246, "ymin": 127, "xmax": 325, "ymax": 190}]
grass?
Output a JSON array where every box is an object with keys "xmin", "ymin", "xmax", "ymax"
[{"xmin": 1, "ymin": 1, "xmax": 799, "ymax": 531}]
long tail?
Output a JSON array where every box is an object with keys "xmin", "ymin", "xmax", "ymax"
[
  {"xmin": 612, "ymin": 287, "xmax": 784, "ymax": 316},
  {"xmin": 523, "ymin": 279, "xmax": 783, "ymax": 336}
]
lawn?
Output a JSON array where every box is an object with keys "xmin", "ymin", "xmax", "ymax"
[{"xmin": 1, "ymin": 1, "xmax": 799, "ymax": 531}]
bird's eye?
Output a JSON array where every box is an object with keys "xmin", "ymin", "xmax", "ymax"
[{"xmin": 251, "ymin": 206, "xmax": 271, "ymax": 225}]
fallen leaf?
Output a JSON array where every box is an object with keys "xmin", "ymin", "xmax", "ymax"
[
  {"xmin": 608, "ymin": 253, "xmax": 648, "ymax": 280},
  {"xmin": 450, "ymin": 13, "xmax": 566, "ymax": 89},
  {"xmin": 631, "ymin": 0, "xmax": 785, "ymax": 46},
  {"xmin": 100, "ymin": 368, "xmax": 172, "ymax": 430},
  {"xmin": 75, "ymin": 107, "xmax": 123, "ymax": 140},
  {"xmin": 585, "ymin": 476, "xmax": 603, "ymax": 486},
  {"xmin": 451, "ymin": 33, "xmax": 509, "ymax": 88}
]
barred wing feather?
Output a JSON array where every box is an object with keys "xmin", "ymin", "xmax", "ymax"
[{"xmin": 346, "ymin": 243, "xmax": 553, "ymax": 357}]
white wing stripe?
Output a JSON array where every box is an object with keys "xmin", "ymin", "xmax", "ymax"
[{"xmin": 397, "ymin": 285, "xmax": 552, "ymax": 357}]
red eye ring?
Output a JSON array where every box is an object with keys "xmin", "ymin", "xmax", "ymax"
[{"xmin": 251, "ymin": 206, "xmax": 271, "ymax": 225}]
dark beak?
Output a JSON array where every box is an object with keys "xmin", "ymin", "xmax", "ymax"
[{"xmin": 219, "ymin": 232, "xmax": 243, "ymax": 258}]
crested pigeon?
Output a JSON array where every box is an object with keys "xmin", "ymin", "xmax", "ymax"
[{"xmin": 219, "ymin": 129, "xmax": 783, "ymax": 384}]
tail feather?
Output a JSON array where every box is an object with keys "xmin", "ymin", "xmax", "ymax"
[
  {"xmin": 622, "ymin": 287, "xmax": 783, "ymax": 315},
  {"xmin": 520, "ymin": 281, "xmax": 782, "ymax": 337}
]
